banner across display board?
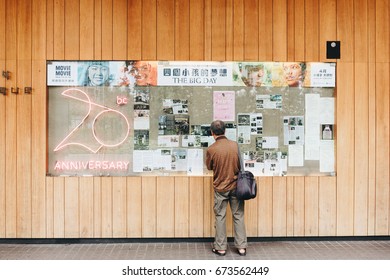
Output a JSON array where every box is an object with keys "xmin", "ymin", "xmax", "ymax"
[{"xmin": 47, "ymin": 61, "xmax": 336, "ymax": 177}]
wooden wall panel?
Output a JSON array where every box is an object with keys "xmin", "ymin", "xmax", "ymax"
[
  {"xmin": 0, "ymin": 0, "xmax": 5, "ymax": 237},
  {"xmin": 16, "ymin": 0, "xmax": 33, "ymax": 238},
  {"xmin": 211, "ymin": 0, "xmax": 226, "ymax": 60},
  {"xmin": 375, "ymin": 63, "xmax": 389, "ymax": 235},
  {"xmin": 53, "ymin": 177, "xmax": 65, "ymax": 238},
  {"xmin": 272, "ymin": 177, "xmax": 287, "ymax": 236},
  {"xmin": 64, "ymin": 177, "xmax": 80, "ymax": 237},
  {"xmin": 157, "ymin": 0, "xmax": 175, "ymax": 60},
  {"xmin": 53, "ymin": 0, "xmax": 65, "ymax": 59},
  {"xmin": 142, "ymin": 0, "xmax": 157, "ymax": 60},
  {"xmin": 319, "ymin": 177, "xmax": 336, "ymax": 236},
  {"xmin": 258, "ymin": 0, "xmax": 273, "ymax": 60},
  {"xmin": 156, "ymin": 177, "xmax": 175, "ymax": 237},
  {"xmin": 336, "ymin": 63, "xmax": 355, "ymax": 235},
  {"xmin": 258, "ymin": 177, "xmax": 273, "ymax": 236},
  {"xmin": 127, "ymin": 177, "xmax": 142, "ymax": 237},
  {"xmin": 305, "ymin": 0, "xmax": 319, "ymax": 61},
  {"xmin": 127, "ymin": 0, "xmax": 142, "ymax": 60},
  {"xmin": 319, "ymin": 0, "xmax": 337, "ymax": 62},
  {"xmin": 354, "ymin": 63, "xmax": 369, "ymax": 235},
  {"xmin": 79, "ymin": 177, "xmax": 94, "ymax": 237},
  {"xmin": 354, "ymin": 0, "xmax": 368, "ymax": 62},
  {"xmin": 5, "ymin": 0, "xmax": 17, "ymax": 238},
  {"xmin": 101, "ymin": 177, "xmax": 113, "ymax": 237},
  {"xmin": 189, "ymin": 0, "xmax": 204, "ymax": 60},
  {"xmin": 174, "ymin": 0, "xmax": 190, "ymax": 60},
  {"xmin": 64, "ymin": 0, "xmax": 80, "ymax": 60},
  {"xmin": 101, "ymin": 0, "xmax": 113, "ymax": 60},
  {"xmin": 113, "ymin": 177, "xmax": 127, "ymax": 237},
  {"xmin": 142, "ymin": 177, "xmax": 157, "ymax": 237},
  {"xmin": 174, "ymin": 177, "xmax": 189, "ymax": 237},
  {"xmin": 113, "ymin": 0, "xmax": 128, "ymax": 60},
  {"xmin": 244, "ymin": 0, "xmax": 258, "ymax": 61},
  {"xmin": 293, "ymin": 177, "xmax": 305, "ymax": 236},
  {"xmin": 273, "ymin": 0, "xmax": 287, "ymax": 61},
  {"xmin": 80, "ymin": 0, "xmax": 95, "ymax": 60},
  {"xmin": 337, "ymin": 0, "xmax": 354, "ymax": 62},
  {"xmin": 305, "ymin": 177, "xmax": 319, "ymax": 236},
  {"xmin": 375, "ymin": 0, "xmax": 389, "ymax": 63},
  {"xmin": 0, "ymin": 0, "xmax": 390, "ymax": 239},
  {"xmin": 189, "ymin": 177, "xmax": 204, "ymax": 237}
]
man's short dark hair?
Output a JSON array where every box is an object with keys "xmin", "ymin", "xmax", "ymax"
[{"xmin": 210, "ymin": 120, "xmax": 225, "ymax": 135}]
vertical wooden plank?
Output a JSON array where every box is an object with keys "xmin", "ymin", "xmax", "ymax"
[
  {"xmin": 127, "ymin": 177, "xmax": 142, "ymax": 237},
  {"xmin": 375, "ymin": 0, "xmax": 389, "ymax": 63},
  {"xmin": 337, "ymin": 0, "xmax": 354, "ymax": 62},
  {"xmin": 273, "ymin": 0, "xmax": 287, "ymax": 61},
  {"xmin": 305, "ymin": 177, "xmax": 319, "ymax": 236},
  {"xmin": 320, "ymin": 0, "xmax": 337, "ymax": 62},
  {"xmin": 127, "ymin": 0, "xmax": 142, "ymax": 60},
  {"xmin": 189, "ymin": 177, "xmax": 204, "ymax": 237},
  {"xmin": 46, "ymin": 0, "xmax": 54, "ymax": 60},
  {"xmin": 53, "ymin": 177, "xmax": 65, "ymax": 238},
  {"xmin": 293, "ymin": 177, "xmax": 305, "ymax": 236},
  {"xmin": 5, "ymin": 0, "xmax": 17, "ymax": 238},
  {"xmin": 113, "ymin": 0, "xmax": 127, "ymax": 60},
  {"xmin": 286, "ymin": 177, "xmax": 294, "ymax": 236},
  {"xmin": 225, "ymin": 0, "xmax": 233, "ymax": 60},
  {"xmin": 45, "ymin": 177, "xmax": 54, "ymax": 238},
  {"xmin": 319, "ymin": 177, "xmax": 336, "ymax": 236},
  {"xmin": 258, "ymin": 0, "xmax": 273, "ymax": 60},
  {"xmin": 0, "ymin": 0, "xmax": 4, "ymax": 239},
  {"xmin": 174, "ymin": 0, "xmax": 190, "ymax": 60},
  {"xmin": 174, "ymin": 177, "xmax": 189, "ymax": 237},
  {"xmin": 375, "ymin": 63, "xmax": 389, "ymax": 234},
  {"xmin": 157, "ymin": 177, "xmax": 175, "ymax": 237},
  {"xmin": 272, "ymin": 177, "xmax": 287, "ymax": 236},
  {"xmin": 94, "ymin": 0, "xmax": 102, "ymax": 59},
  {"xmin": 293, "ymin": 0, "xmax": 305, "ymax": 61},
  {"xmin": 305, "ymin": 0, "xmax": 319, "ymax": 61},
  {"xmin": 79, "ymin": 177, "xmax": 94, "ymax": 238},
  {"xmin": 142, "ymin": 0, "xmax": 157, "ymax": 60},
  {"xmin": 203, "ymin": 177, "xmax": 213, "ymax": 237},
  {"xmin": 93, "ymin": 177, "xmax": 102, "ymax": 237},
  {"xmin": 203, "ymin": 0, "xmax": 212, "ymax": 61},
  {"xmin": 245, "ymin": 178, "xmax": 258, "ymax": 237},
  {"xmin": 232, "ymin": 0, "xmax": 244, "ymax": 60},
  {"xmin": 189, "ymin": 0, "xmax": 204, "ymax": 60},
  {"xmin": 53, "ymin": 0, "xmax": 65, "ymax": 59},
  {"xmin": 16, "ymin": 0, "xmax": 33, "ymax": 238},
  {"xmin": 353, "ymin": 0, "xmax": 368, "ymax": 62},
  {"xmin": 31, "ymin": 60, "xmax": 46, "ymax": 238},
  {"xmin": 367, "ymin": 0, "xmax": 376, "ymax": 236},
  {"xmin": 80, "ymin": 0, "xmax": 95, "ymax": 60},
  {"xmin": 336, "ymin": 62, "xmax": 355, "ymax": 235},
  {"xmin": 101, "ymin": 0, "xmax": 113, "ymax": 60},
  {"xmin": 142, "ymin": 177, "xmax": 156, "ymax": 237},
  {"xmin": 101, "ymin": 177, "xmax": 113, "ymax": 237},
  {"xmin": 64, "ymin": 0, "xmax": 80, "ymax": 59},
  {"xmin": 211, "ymin": 0, "xmax": 226, "ymax": 60},
  {"xmin": 258, "ymin": 177, "xmax": 273, "ymax": 236},
  {"xmin": 354, "ymin": 62, "xmax": 369, "ymax": 235},
  {"xmin": 113, "ymin": 177, "xmax": 127, "ymax": 237},
  {"xmin": 287, "ymin": 0, "xmax": 295, "ymax": 61},
  {"xmin": 31, "ymin": 0, "xmax": 46, "ymax": 238},
  {"xmin": 244, "ymin": 0, "xmax": 258, "ymax": 61},
  {"xmin": 64, "ymin": 177, "xmax": 79, "ymax": 238},
  {"xmin": 157, "ymin": 0, "xmax": 175, "ymax": 60}
]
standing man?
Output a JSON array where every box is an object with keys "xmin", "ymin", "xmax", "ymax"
[{"xmin": 206, "ymin": 120, "xmax": 247, "ymax": 256}]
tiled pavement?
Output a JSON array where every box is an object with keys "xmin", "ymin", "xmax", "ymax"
[{"xmin": 1, "ymin": 238, "xmax": 390, "ymax": 260}]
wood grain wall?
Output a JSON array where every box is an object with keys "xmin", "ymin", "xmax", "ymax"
[{"xmin": 0, "ymin": 0, "xmax": 389, "ymax": 238}]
